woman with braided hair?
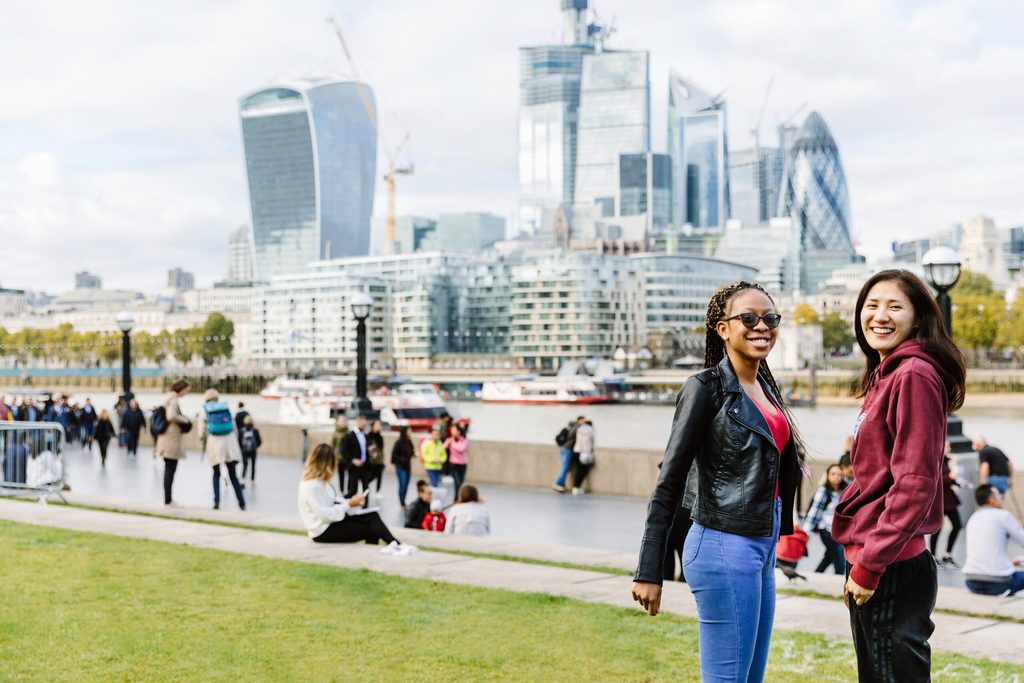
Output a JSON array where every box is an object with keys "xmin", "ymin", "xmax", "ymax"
[{"xmin": 632, "ymin": 281, "xmax": 804, "ymax": 682}]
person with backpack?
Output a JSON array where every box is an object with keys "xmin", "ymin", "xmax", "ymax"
[
  {"xmin": 200, "ymin": 389, "xmax": 245, "ymax": 511},
  {"xmin": 154, "ymin": 379, "xmax": 193, "ymax": 507},
  {"xmin": 552, "ymin": 416, "xmax": 585, "ymax": 493},
  {"xmin": 238, "ymin": 415, "xmax": 262, "ymax": 484}
]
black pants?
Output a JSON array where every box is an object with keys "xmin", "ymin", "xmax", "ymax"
[
  {"xmin": 929, "ymin": 509, "xmax": 962, "ymax": 556},
  {"xmin": 98, "ymin": 439, "xmax": 110, "ymax": 465},
  {"xmin": 450, "ymin": 463, "xmax": 467, "ymax": 498},
  {"xmin": 662, "ymin": 506, "xmax": 692, "ymax": 583},
  {"xmin": 571, "ymin": 457, "xmax": 592, "ymax": 489},
  {"xmin": 847, "ymin": 550, "xmax": 936, "ymax": 682},
  {"xmin": 313, "ymin": 512, "xmax": 397, "ymax": 545},
  {"xmin": 126, "ymin": 430, "xmax": 140, "ymax": 455},
  {"xmin": 163, "ymin": 458, "xmax": 178, "ymax": 504},
  {"xmin": 213, "ymin": 462, "xmax": 246, "ymax": 510},
  {"xmin": 816, "ymin": 529, "xmax": 846, "ymax": 574},
  {"xmin": 344, "ymin": 462, "xmax": 369, "ymax": 497},
  {"xmin": 242, "ymin": 450, "xmax": 257, "ymax": 481}
]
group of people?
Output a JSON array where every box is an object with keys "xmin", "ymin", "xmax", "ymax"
[
  {"xmin": 633, "ymin": 271, "xmax": 968, "ymax": 682},
  {"xmin": 403, "ymin": 479, "xmax": 491, "ymax": 536},
  {"xmin": 552, "ymin": 415, "xmax": 596, "ymax": 494}
]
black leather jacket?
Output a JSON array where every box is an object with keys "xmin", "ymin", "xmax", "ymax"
[{"xmin": 635, "ymin": 356, "xmax": 801, "ymax": 584}]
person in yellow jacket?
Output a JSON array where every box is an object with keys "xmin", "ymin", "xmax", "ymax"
[{"xmin": 419, "ymin": 427, "xmax": 447, "ymax": 487}]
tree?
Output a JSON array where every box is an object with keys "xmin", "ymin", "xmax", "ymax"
[
  {"xmin": 198, "ymin": 313, "xmax": 234, "ymax": 366},
  {"xmin": 170, "ymin": 331, "xmax": 194, "ymax": 366},
  {"xmin": 996, "ymin": 295, "xmax": 1024, "ymax": 360},
  {"xmin": 821, "ymin": 312, "xmax": 855, "ymax": 355},
  {"xmin": 97, "ymin": 332, "xmax": 122, "ymax": 367},
  {"xmin": 952, "ymin": 270, "xmax": 995, "ymax": 297},
  {"xmin": 952, "ymin": 293, "xmax": 1001, "ymax": 360},
  {"xmin": 792, "ymin": 303, "xmax": 820, "ymax": 326}
]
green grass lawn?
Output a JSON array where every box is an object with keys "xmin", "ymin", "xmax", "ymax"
[{"xmin": 0, "ymin": 520, "xmax": 1020, "ymax": 682}]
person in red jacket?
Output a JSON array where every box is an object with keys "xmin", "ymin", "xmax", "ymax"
[
  {"xmin": 422, "ymin": 499, "xmax": 447, "ymax": 533},
  {"xmin": 832, "ymin": 269, "xmax": 966, "ymax": 682}
]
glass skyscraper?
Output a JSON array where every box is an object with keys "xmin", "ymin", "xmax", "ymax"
[
  {"xmin": 573, "ymin": 50, "xmax": 651, "ymax": 217},
  {"xmin": 778, "ymin": 111, "xmax": 854, "ymax": 292},
  {"xmin": 728, "ymin": 147, "xmax": 778, "ymax": 226},
  {"xmin": 667, "ymin": 72, "xmax": 730, "ymax": 229},
  {"xmin": 240, "ymin": 76, "xmax": 377, "ymax": 282},
  {"xmin": 619, "ymin": 152, "xmax": 671, "ymax": 232}
]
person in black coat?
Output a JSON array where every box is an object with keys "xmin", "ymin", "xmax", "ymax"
[
  {"xmin": 339, "ymin": 414, "xmax": 370, "ymax": 497},
  {"xmin": 15, "ymin": 398, "xmax": 43, "ymax": 422},
  {"xmin": 94, "ymin": 409, "xmax": 117, "ymax": 466},
  {"xmin": 404, "ymin": 480, "xmax": 433, "ymax": 529},
  {"xmin": 391, "ymin": 426, "xmax": 415, "ymax": 509},
  {"xmin": 365, "ymin": 419, "xmax": 386, "ymax": 493},
  {"xmin": 234, "ymin": 402, "xmax": 250, "ymax": 431},
  {"xmin": 119, "ymin": 398, "xmax": 146, "ymax": 456}
]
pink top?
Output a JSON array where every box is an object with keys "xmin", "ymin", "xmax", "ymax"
[
  {"xmin": 753, "ymin": 396, "xmax": 790, "ymax": 498},
  {"xmin": 444, "ymin": 436, "xmax": 469, "ymax": 465}
]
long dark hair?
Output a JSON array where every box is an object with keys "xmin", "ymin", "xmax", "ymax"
[
  {"xmin": 704, "ymin": 281, "xmax": 804, "ymax": 461},
  {"xmin": 853, "ymin": 270, "xmax": 966, "ymax": 411}
]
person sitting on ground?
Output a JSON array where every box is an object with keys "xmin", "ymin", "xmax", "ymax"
[
  {"xmin": 445, "ymin": 484, "xmax": 491, "ymax": 537},
  {"xmin": 961, "ymin": 484, "xmax": 1024, "ymax": 597},
  {"xmin": 422, "ymin": 499, "xmax": 447, "ymax": 533},
  {"xmin": 298, "ymin": 443, "xmax": 415, "ymax": 554},
  {"xmin": 405, "ymin": 480, "xmax": 432, "ymax": 529},
  {"xmin": 973, "ymin": 437, "xmax": 1014, "ymax": 496}
]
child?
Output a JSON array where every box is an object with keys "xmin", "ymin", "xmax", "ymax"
[
  {"xmin": 422, "ymin": 499, "xmax": 447, "ymax": 533},
  {"xmin": 239, "ymin": 415, "xmax": 262, "ymax": 483}
]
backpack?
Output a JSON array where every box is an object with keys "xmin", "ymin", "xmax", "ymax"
[
  {"xmin": 240, "ymin": 427, "xmax": 258, "ymax": 452},
  {"xmin": 204, "ymin": 401, "xmax": 233, "ymax": 436},
  {"xmin": 555, "ymin": 426, "xmax": 571, "ymax": 447},
  {"xmin": 150, "ymin": 406, "xmax": 169, "ymax": 438}
]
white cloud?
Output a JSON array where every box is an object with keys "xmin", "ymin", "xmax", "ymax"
[{"xmin": 0, "ymin": 0, "xmax": 1022, "ymax": 293}]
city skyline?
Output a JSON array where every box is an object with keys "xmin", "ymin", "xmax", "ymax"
[{"xmin": 2, "ymin": 0, "xmax": 1023, "ymax": 291}]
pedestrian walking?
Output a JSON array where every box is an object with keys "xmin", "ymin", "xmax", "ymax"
[
  {"xmin": 391, "ymin": 426, "xmax": 415, "ymax": 510},
  {"xmin": 0, "ymin": 395, "xmax": 12, "ymax": 422},
  {"xmin": 15, "ymin": 397, "xmax": 42, "ymax": 422},
  {"xmin": 330, "ymin": 415, "xmax": 349, "ymax": 494},
  {"xmin": 154, "ymin": 379, "xmax": 193, "ymax": 507},
  {"xmin": 832, "ymin": 270, "xmax": 966, "ymax": 682},
  {"xmin": 446, "ymin": 484, "xmax": 491, "ymax": 536},
  {"xmin": 444, "ymin": 423, "xmax": 469, "ymax": 498},
  {"xmin": 419, "ymin": 427, "xmax": 447, "ymax": 488},
  {"xmin": 802, "ymin": 464, "xmax": 847, "ymax": 574},
  {"xmin": 120, "ymin": 398, "xmax": 146, "ymax": 456},
  {"xmin": 234, "ymin": 401, "xmax": 250, "ymax": 431},
  {"xmin": 298, "ymin": 443, "xmax": 415, "ymax": 554},
  {"xmin": 94, "ymin": 409, "xmax": 117, "ymax": 467},
  {"xmin": 632, "ymin": 280, "xmax": 802, "ymax": 683},
  {"xmin": 114, "ymin": 397, "xmax": 129, "ymax": 448},
  {"xmin": 365, "ymin": 419, "xmax": 386, "ymax": 493},
  {"xmin": 552, "ymin": 416, "xmax": 584, "ymax": 493},
  {"xmin": 79, "ymin": 398, "xmax": 97, "ymax": 448},
  {"xmin": 340, "ymin": 414, "xmax": 370, "ymax": 497},
  {"xmin": 973, "ymin": 437, "xmax": 1014, "ymax": 496},
  {"xmin": 930, "ymin": 443, "xmax": 963, "ymax": 568},
  {"xmin": 200, "ymin": 389, "xmax": 246, "ymax": 511},
  {"xmin": 238, "ymin": 415, "xmax": 262, "ymax": 483}
]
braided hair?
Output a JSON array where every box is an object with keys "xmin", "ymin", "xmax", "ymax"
[{"xmin": 704, "ymin": 281, "xmax": 805, "ymax": 462}]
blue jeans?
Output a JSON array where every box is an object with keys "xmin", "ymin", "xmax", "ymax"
[
  {"xmin": 684, "ymin": 499, "xmax": 781, "ymax": 683},
  {"xmin": 427, "ymin": 469, "xmax": 441, "ymax": 487},
  {"xmin": 966, "ymin": 572, "xmax": 1024, "ymax": 597},
  {"xmin": 987, "ymin": 475, "xmax": 1010, "ymax": 495},
  {"xmin": 555, "ymin": 447, "xmax": 573, "ymax": 487},
  {"xmin": 396, "ymin": 466, "xmax": 411, "ymax": 506}
]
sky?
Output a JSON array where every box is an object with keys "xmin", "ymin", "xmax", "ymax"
[{"xmin": 1, "ymin": 0, "xmax": 1022, "ymax": 293}]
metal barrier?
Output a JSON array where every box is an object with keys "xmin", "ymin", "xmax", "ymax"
[{"xmin": 0, "ymin": 421, "xmax": 68, "ymax": 503}]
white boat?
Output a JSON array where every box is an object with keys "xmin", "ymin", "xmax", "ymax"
[
  {"xmin": 260, "ymin": 375, "xmax": 352, "ymax": 400},
  {"xmin": 479, "ymin": 376, "xmax": 613, "ymax": 405}
]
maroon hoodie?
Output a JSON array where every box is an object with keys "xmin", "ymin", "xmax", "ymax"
[{"xmin": 832, "ymin": 340, "xmax": 954, "ymax": 590}]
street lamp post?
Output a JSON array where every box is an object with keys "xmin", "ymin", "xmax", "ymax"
[
  {"xmin": 350, "ymin": 293, "xmax": 374, "ymax": 415},
  {"xmin": 116, "ymin": 311, "xmax": 135, "ymax": 402}
]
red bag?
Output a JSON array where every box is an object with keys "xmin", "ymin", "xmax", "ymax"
[{"xmin": 776, "ymin": 528, "xmax": 809, "ymax": 564}]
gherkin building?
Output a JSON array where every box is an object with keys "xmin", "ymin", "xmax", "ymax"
[{"xmin": 779, "ymin": 111, "xmax": 855, "ymax": 292}]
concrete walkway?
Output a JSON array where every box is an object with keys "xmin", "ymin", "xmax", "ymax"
[{"xmin": 1, "ymin": 497, "xmax": 1022, "ymax": 666}]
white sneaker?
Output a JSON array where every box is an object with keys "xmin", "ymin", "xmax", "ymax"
[
  {"xmin": 571, "ymin": 487, "xmax": 580, "ymax": 496},
  {"xmin": 380, "ymin": 540, "xmax": 401, "ymax": 555},
  {"xmin": 394, "ymin": 544, "xmax": 419, "ymax": 557}
]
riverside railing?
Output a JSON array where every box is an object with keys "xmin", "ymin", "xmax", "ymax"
[{"xmin": 0, "ymin": 421, "xmax": 68, "ymax": 503}]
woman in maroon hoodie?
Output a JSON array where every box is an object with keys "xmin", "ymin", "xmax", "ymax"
[{"xmin": 833, "ymin": 270, "xmax": 965, "ymax": 682}]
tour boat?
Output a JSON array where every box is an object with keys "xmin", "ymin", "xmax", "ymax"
[{"xmin": 479, "ymin": 376, "xmax": 613, "ymax": 405}]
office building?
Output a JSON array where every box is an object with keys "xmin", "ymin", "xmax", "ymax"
[
  {"xmin": 0, "ymin": 287, "xmax": 27, "ymax": 318},
  {"xmin": 715, "ymin": 218, "xmax": 801, "ymax": 295},
  {"xmin": 75, "ymin": 271, "xmax": 102, "ymax": 290},
  {"xmin": 240, "ymin": 76, "xmax": 377, "ymax": 281},
  {"xmin": 167, "ymin": 268, "xmax": 195, "ymax": 292},
  {"xmin": 371, "ymin": 215, "xmax": 437, "ymax": 256},
  {"xmin": 668, "ymin": 73, "xmax": 729, "ymax": 229},
  {"xmin": 226, "ymin": 226, "xmax": 254, "ymax": 283},
  {"xmin": 728, "ymin": 147, "xmax": 778, "ymax": 227},
  {"xmin": 618, "ymin": 152, "xmax": 671, "ymax": 237},
  {"xmin": 428, "ymin": 213, "xmax": 507, "ymax": 252},
  {"xmin": 961, "ymin": 215, "xmax": 1009, "ymax": 290},
  {"xmin": 778, "ymin": 111, "xmax": 855, "ymax": 292},
  {"xmin": 573, "ymin": 49, "xmax": 651, "ymax": 218}
]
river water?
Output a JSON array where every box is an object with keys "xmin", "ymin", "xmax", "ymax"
[{"xmin": 9, "ymin": 388, "xmax": 1023, "ymax": 464}]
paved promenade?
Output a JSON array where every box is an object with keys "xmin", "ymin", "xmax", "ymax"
[{"xmin": 1, "ymin": 496, "xmax": 1022, "ymax": 666}]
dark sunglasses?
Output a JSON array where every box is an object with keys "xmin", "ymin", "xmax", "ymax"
[{"xmin": 721, "ymin": 313, "xmax": 783, "ymax": 329}]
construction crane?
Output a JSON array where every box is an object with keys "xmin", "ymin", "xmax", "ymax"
[
  {"xmin": 327, "ymin": 16, "xmax": 414, "ymax": 252},
  {"xmin": 751, "ymin": 76, "xmax": 774, "ymax": 152}
]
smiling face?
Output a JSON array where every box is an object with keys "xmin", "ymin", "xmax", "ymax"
[
  {"xmin": 860, "ymin": 279, "xmax": 915, "ymax": 360},
  {"xmin": 715, "ymin": 288, "xmax": 778, "ymax": 363}
]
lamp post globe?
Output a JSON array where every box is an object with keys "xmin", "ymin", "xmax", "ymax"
[
  {"xmin": 115, "ymin": 311, "xmax": 135, "ymax": 402},
  {"xmin": 350, "ymin": 293, "xmax": 374, "ymax": 415},
  {"xmin": 921, "ymin": 246, "xmax": 961, "ymax": 334}
]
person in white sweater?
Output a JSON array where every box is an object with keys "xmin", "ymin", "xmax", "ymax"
[
  {"xmin": 445, "ymin": 484, "xmax": 491, "ymax": 537},
  {"xmin": 962, "ymin": 484, "xmax": 1024, "ymax": 596},
  {"xmin": 298, "ymin": 443, "xmax": 415, "ymax": 554}
]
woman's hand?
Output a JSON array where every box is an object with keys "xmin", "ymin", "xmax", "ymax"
[
  {"xmin": 631, "ymin": 581, "xmax": 662, "ymax": 616},
  {"xmin": 347, "ymin": 493, "xmax": 366, "ymax": 507},
  {"xmin": 844, "ymin": 576, "xmax": 874, "ymax": 607}
]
